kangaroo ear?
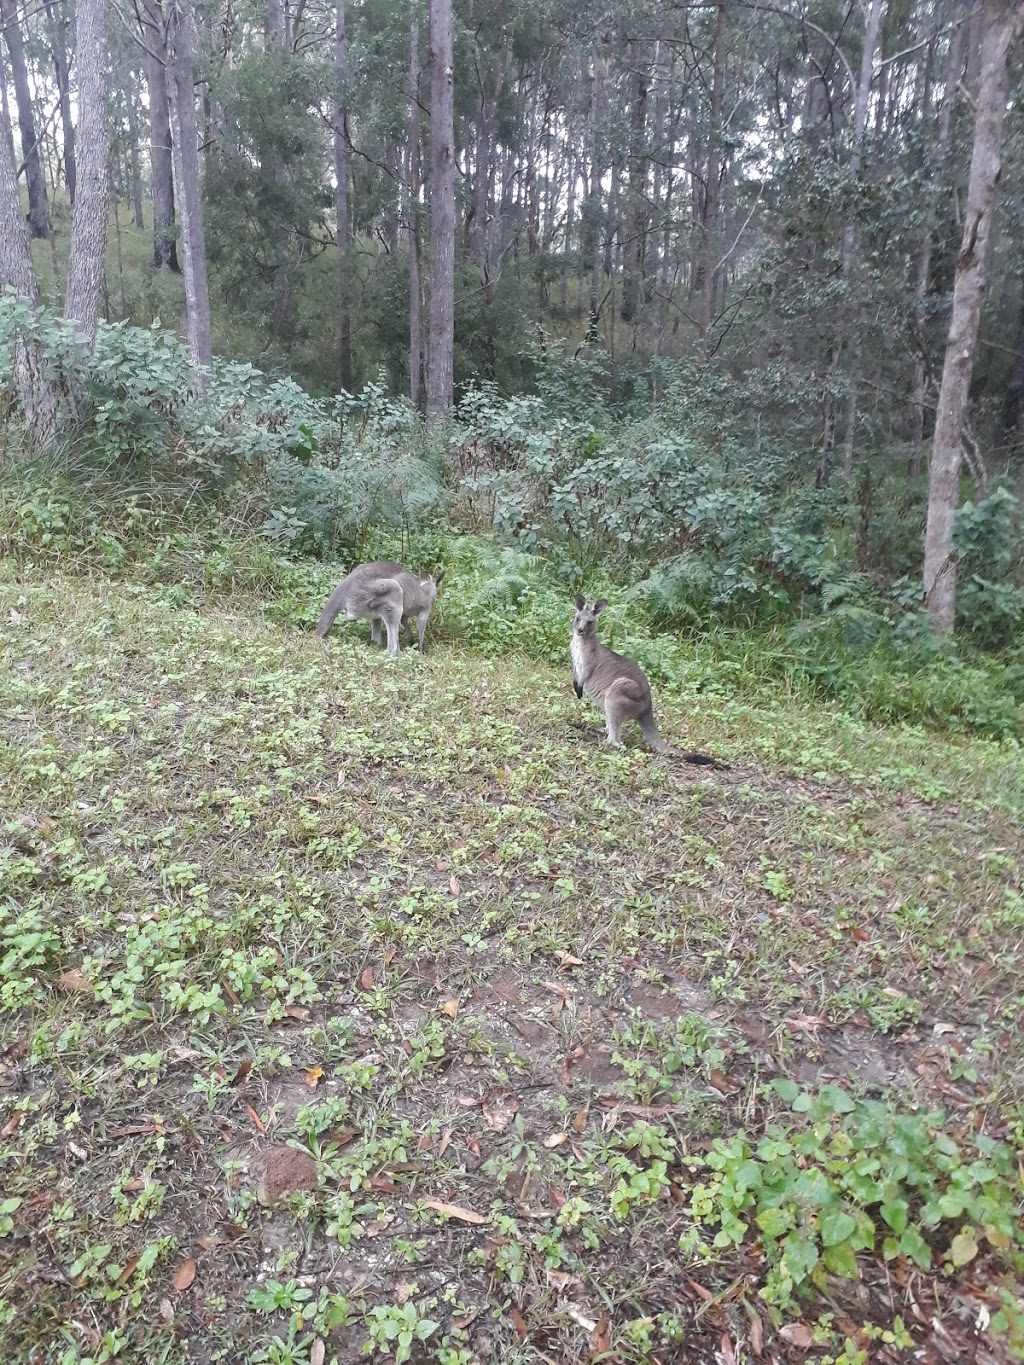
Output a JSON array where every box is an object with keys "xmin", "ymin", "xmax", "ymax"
[
  {"xmin": 434, "ymin": 570, "xmax": 445, "ymax": 587},
  {"xmin": 574, "ymin": 593, "xmax": 586, "ymax": 610},
  {"xmin": 593, "ymin": 599, "xmax": 607, "ymax": 615}
]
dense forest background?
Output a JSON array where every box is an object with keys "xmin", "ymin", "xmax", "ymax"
[{"xmin": 2, "ymin": 0, "xmax": 1024, "ymax": 730}]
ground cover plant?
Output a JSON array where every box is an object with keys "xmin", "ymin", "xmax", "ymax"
[{"xmin": 1, "ymin": 541, "xmax": 1023, "ymax": 1364}]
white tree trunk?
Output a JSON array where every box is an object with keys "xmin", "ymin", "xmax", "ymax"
[
  {"xmin": 426, "ymin": 0, "xmax": 454, "ymax": 422},
  {"xmin": 63, "ymin": 0, "xmax": 110, "ymax": 347},
  {"xmin": 923, "ymin": 0, "xmax": 1024, "ymax": 631},
  {"xmin": 408, "ymin": 13, "xmax": 422, "ymax": 409},
  {"xmin": 334, "ymin": 0, "xmax": 352, "ymax": 391},
  {"xmin": 167, "ymin": 0, "xmax": 213, "ymax": 379},
  {"xmin": 0, "ymin": 102, "xmax": 63, "ymax": 443}
]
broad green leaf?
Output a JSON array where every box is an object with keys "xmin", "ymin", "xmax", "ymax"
[
  {"xmin": 819, "ymin": 1207, "xmax": 857, "ymax": 1247},
  {"xmin": 948, "ymin": 1232, "xmax": 978, "ymax": 1267}
]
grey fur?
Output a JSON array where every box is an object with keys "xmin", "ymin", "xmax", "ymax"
[
  {"xmin": 570, "ymin": 594, "xmax": 725, "ymax": 766},
  {"xmin": 315, "ymin": 561, "xmax": 444, "ymax": 655}
]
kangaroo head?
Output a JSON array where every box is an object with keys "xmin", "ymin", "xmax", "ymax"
[
  {"xmin": 573, "ymin": 594, "xmax": 607, "ymax": 637},
  {"xmin": 419, "ymin": 569, "xmax": 445, "ymax": 603}
]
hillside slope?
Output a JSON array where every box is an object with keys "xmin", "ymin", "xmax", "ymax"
[{"xmin": 1, "ymin": 567, "xmax": 1022, "ymax": 1363}]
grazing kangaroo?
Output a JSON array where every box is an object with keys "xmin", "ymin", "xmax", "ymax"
[
  {"xmin": 571, "ymin": 595, "xmax": 726, "ymax": 767},
  {"xmin": 315, "ymin": 562, "xmax": 444, "ymax": 655}
]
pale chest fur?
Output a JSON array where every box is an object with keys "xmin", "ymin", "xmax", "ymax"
[{"xmin": 570, "ymin": 633, "xmax": 589, "ymax": 690}]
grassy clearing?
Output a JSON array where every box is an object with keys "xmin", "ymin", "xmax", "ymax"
[{"xmin": 1, "ymin": 562, "xmax": 1023, "ymax": 1365}]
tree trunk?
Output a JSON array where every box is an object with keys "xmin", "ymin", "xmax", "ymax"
[
  {"xmin": 126, "ymin": 73, "xmax": 147, "ymax": 229},
  {"xmin": 167, "ymin": 0, "xmax": 213, "ymax": 377},
  {"xmin": 64, "ymin": 0, "xmax": 110, "ymax": 347},
  {"xmin": 0, "ymin": 100, "xmax": 63, "ymax": 442},
  {"xmin": 43, "ymin": 0, "xmax": 76, "ymax": 204},
  {"xmin": 620, "ymin": 41, "xmax": 648, "ymax": 326},
  {"xmin": 698, "ymin": 0, "xmax": 727, "ymax": 354},
  {"xmin": 923, "ymin": 0, "xmax": 1024, "ymax": 632},
  {"xmin": 426, "ymin": 0, "xmax": 454, "ymax": 422},
  {"xmin": 839, "ymin": 0, "xmax": 886, "ymax": 475},
  {"xmin": 140, "ymin": 0, "xmax": 179, "ymax": 270},
  {"xmin": 998, "ymin": 276, "xmax": 1024, "ymax": 443},
  {"xmin": 335, "ymin": 0, "xmax": 352, "ymax": 391},
  {"xmin": 409, "ymin": 13, "xmax": 422, "ymax": 408},
  {"xmin": 910, "ymin": 10, "xmax": 968, "ymax": 473},
  {"xmin": 1, "ymin": 0, "xmax": 52, "ymax": 237}
]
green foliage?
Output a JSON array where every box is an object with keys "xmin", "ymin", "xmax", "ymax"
[{"xmin": 687, "ymin": 1081, "xmax": 1024, "ymax": 1310}]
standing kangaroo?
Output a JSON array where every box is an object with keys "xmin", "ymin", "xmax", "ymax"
[
  {"xmin": 571, "ymin": 595, "xmax": 725, "ymax": 767},
  {"xmin": 315, "ymin": 562, "xmax": 444, "ymax": 655}
]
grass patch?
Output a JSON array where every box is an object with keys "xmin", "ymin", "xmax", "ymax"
[{"xmin": 1, "ymin": 559, "xmax": 1023, "ymax": 1364}]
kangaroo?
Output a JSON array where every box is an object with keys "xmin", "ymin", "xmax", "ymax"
[
  {"xmin": 570, "ymin": 594, "xmax": 725, "ymax": 767},
  {"xmin": 315, "ymin": 561, "xmax": 444, "ymax": 655}
]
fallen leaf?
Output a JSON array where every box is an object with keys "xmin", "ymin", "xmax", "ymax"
[
  {"xmin": 745, "ymin": 1302, "xmax": 764, "ymax": 1357},
  {"xmin": 440, "ymin": 998, "xmax": 459, "ymax": 1019},
  {"xmin": 452, "ymin": 1310, "xmax": 479, "ymax": 1331},
  {"xmin": 245, "ymin": 1104, "xmax": 265, "ymax": 1133},
  {"xmin": 0, "ymin": 1111, "xmax": 23, "ymax": 1139},
  {"xmin": 449, "ymin": 875, "xmax": 461, "ymax": 896},
  {"xmin": 554, "ymin": 950, "xmax": 583, "ymax": 968},
  {"xmin": 572, "ymin": 1106, "xmax": 588, "ymax": 1134},
  {"xmin": 116, "ymin": 1255, "xmax": 141, "ymax": 1287},
  {"xmin": 686, "ymin": 1276, "xmax": 714, "ymax": 1303},
  {"xmin": 310, "ymin": 1340, "xmax": 325, "ymax": 1365},
  {"xmin": 423, "ymin": 1199, "xmax": 487, "ymax": 1225},
  {"xmin": 592, "ymin": 1315, "xmax": 611, "ymax": 1354},
  {"xmin": 482, "ymin": 1087, "xmax": 518, "ymax": 1132},
  {"xmin": 509, "ymin": 1304, "xmax": 528, "ymax": 1341},
  {"xmin": 221, "ymin": 979, "xmax": 241, "ymax": 1007},
  {"xmin": 543, "ymin": 1131, "xmax": 568, "ymax": 1149},
  {"xmin": 305, "ymin": 1067, "xmax": 323, "ymax": 1091},
  {"xmin": 306, "ymin": 793, "xmax": 329, "ymax": 806},
  {"xmin": 566, "ymin": 1306, "xmax": 596, "ymax": 1332},
  {"xmin": 709, "ymin": 1069, "xmax": 739, "ymax": 1095},
  {"xmin": 720, "ymin": 1332, "xmax": 737, "ymax": 1365},
  {"xmin": 229, "ymin": 1058, "xmax": 253, "ymax": 1085},
  {"xmin": 159, "ymin": 1298, "xmax": 174, "ymax": 1324},
  {"xmin": 851, "ymin": 926, "xmax": 870, "ymax": 943},
  {"xmin": 779, "ymin": 1323, "xmax": 814, "ymax": 1347},
  {"xmin": 384, "ymin": 947, "xmax": 397, "ymax": 968},
  {"xmin": 196, "ymin": 1233, "xmax": 223, "ymax": 1251},
  {"xmin": 933, "ymin": 1022, "xmax": 957, "ymax": 1035},
  {"xmin": 58, "ymin": 968, "xmax": 93, "ymax": 994},
  {"xmin": 284, "ymin": 1006, "xmax": 308, "ymax": 1022},
  {"xmin": 172, "ymin": 1258, "xmax": 197, "ymax": 1292},
  {"xmin": 336, "ymin": 768, "xmax": 346, "ymax": 786},
  {"xmin": 360, "ymin": 966, "xmax": 375, "ymax": 991},
  {"xmin": 437, "ymin": 1127, "xmax": 454, "ymax": 1158},
  {"xmin": 539, "ymin": 980, "xmax": 572, "ymax": 1001}
]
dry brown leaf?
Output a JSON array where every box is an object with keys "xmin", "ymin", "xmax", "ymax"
[
  {"xmin": 0, "ymin": 1110, "xmax": 24, "ymax": 1139},
  {"xmin": 336, "ymin": 768, "xmax": 346, "ymax": 786},
  {"xmin": 221, "ymin": 979, "xmax": 241, "ymax": 1007},
  {"xmin": 554, "ymin": 950, "xmax": 583, "ymax": 968},
  {"xmin": 437, "ymin": 1127, "xmax": 454, "ymax": 1158},
  {"xmin": 229, "ymin": 1058, "xmax": 253, "ymax": 1086},
  {"xmin": 449, "ymin": 875, "xmax": 461, "ymax": 896},
  {"xmin": 245, "ymin": 1104, "xmax": 265, "ymax": 1133},
  {"xmin": 116, "ymin": 1255, "xmax": 141, "ymax": 1287},
  {"xmin": 360, "ymin": 966, "xmax": 375, "ymax": 991},
  {"xmin": 543, "ymin": 1131, "xmax": 568, "ymax": 1149},
  {"xmin": 172, "ymin": 1258, "xmax": 197, "ymax": 1292},
  {"xmin": 195, "ymin": 1233, "xmax": 223, "ymax": 1251},
  {"xmin": 305, "ymin": 1067, "xmax": 323, "ymax": 1092},
  {"xmin": 283, "ymin": 1005, "xmax": 308, "ymax": 1021},
  {"xmin": 424, "ymin": 1199, "xmax": 487, "ymax": 1225},
  {"xmin": 592, "ymin": 1315, "xmax": 611, "ymax": 1354},
  {"xmin": 709, "ymin": 1069, "xmax": 739, "ymax": 1095},
  {"xmin": 59, "ymin": 967, "xmax": 93, "ymax": 994},
  {"xmin": 720, "ymin": 1332, "xmax": 737, "ymax": 1365},
  {"xmin": 685, "ymin": 1275, "xmax": 714, "ymax": 1303},
  {"xmin": 384, "ymin": 947, "xmax": 398, "ymax": 968},
  {"xmin": 509, "ymin": 1304, "xmax": 528, "ymax": 1341},
  {"xmin": 159, "ymin": 1298, "xmax": 174, "ymax": 1324},
  {"xmin": 452, "ymin": 1310, "xmax": 479, "ymax": 1331},
  {"xmin": 482, "ymin": 1087, "xmax": 518, "ymax": 1132},
  {"xmin": 779, "ymin": 1323, "xmax": 814, "ymax": 1347},
  {"xmin": 309, "ymin": 1340, "xmax": 325, "ymax": 1365},
  {"xmin": 440, "ymin": 998, "xmax": 459, "ymax": 1019},
  {"xmin": 539, "ymin": 980, "xmax": 572, "ymax": 1001},
  {"xmin": 566, "ymin": 1306, "xmax": 597, "ymax": 1332},
  {"xmin": 745, "ymin": 1302, "xmax": 764, "ymax": 1357}
]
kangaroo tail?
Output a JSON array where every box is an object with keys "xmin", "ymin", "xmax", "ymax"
[
  {"xmin": 314, "ymin": 584, "xmax": 348, "ymax": 638},
  {"xmin": 678, "ymin": 750, "xmax": 730, "ymax": 770},
  {"xmin": 639, "ymin": 711, "xmax": 671, "ymax": 754}
]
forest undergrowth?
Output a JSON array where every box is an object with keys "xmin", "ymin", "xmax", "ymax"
[{"xmin": 1, "ymin": 507, "xmax": 1023, "ymax": 1363}]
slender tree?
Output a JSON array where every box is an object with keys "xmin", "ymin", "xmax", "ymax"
[
  {"xmin": 426, "ymin": 0, "xmax": 454, "ymax": 421},
  {"xmin": 334, "ymin": 0, "xmax": 352, "ymax": 391},
  {"xmin": 139, "ymin": 0, "xmax": 179, "ymax": 270},
  {"xmin": 409, "ymin": 10, "xmax": 423, "ymax": 408},
  {"xmin": 0, "ymin": 100, "xmax": 62, "ymax": 440},
  {"xmin": 923, "ymin": 0, "xmax": 1024, "ymax": 631},
  {"xmin": 42, "ymin": 0, "xmax": 76, "ymax": 204},
  {"xmin": 166, "ymin": 0, "xmax": 212, "ymax": 376},
  {"xmin": 64, "ymin": 0, "xmax": 110, "ymax": 346},
  {"xmin": 1, "ymin": 0, "xmax": 52, "ymax": 237}
]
